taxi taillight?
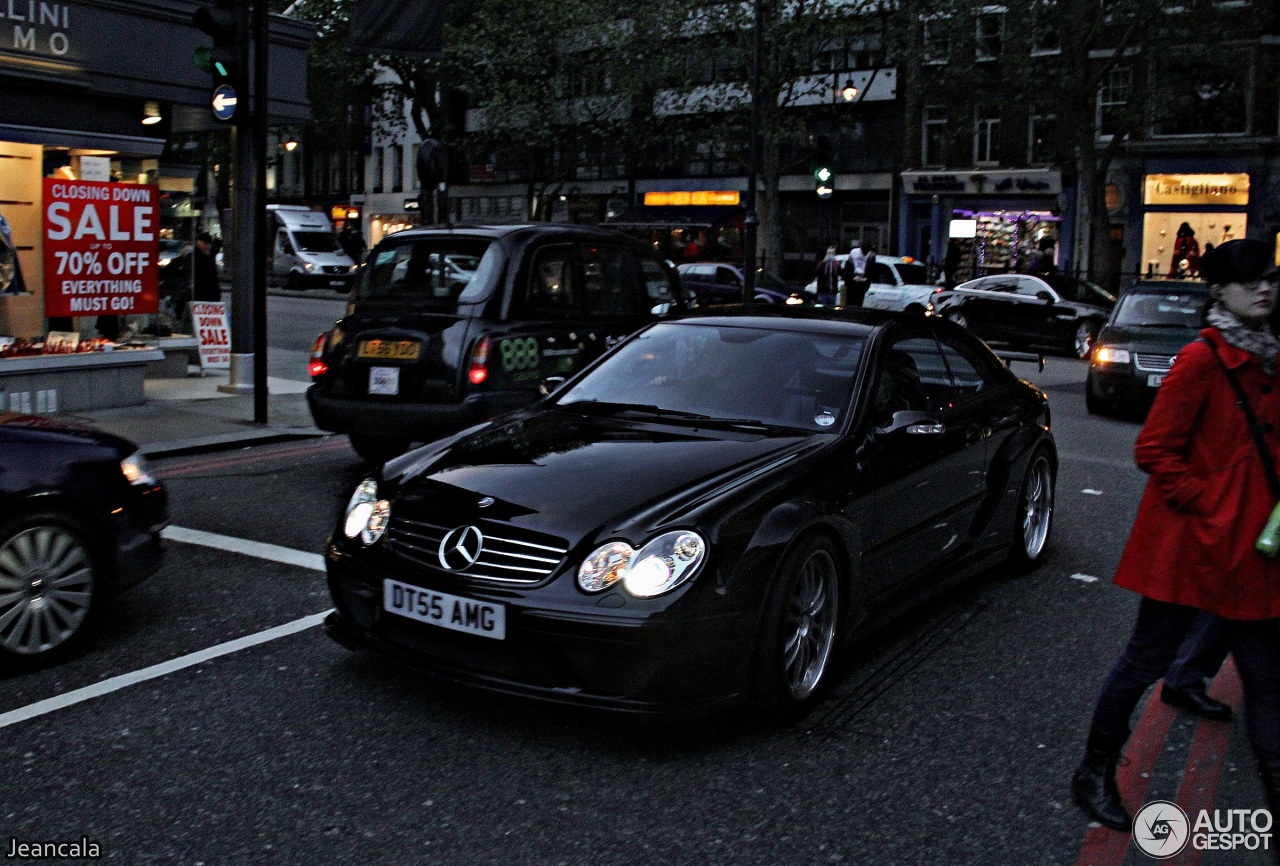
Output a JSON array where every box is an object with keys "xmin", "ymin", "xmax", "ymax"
[
  {"xmin": 469, "ymin": 336, "xmax": 491, "ymax": 385},
  {"xmin": 309, "ymin": 332, "xmax": 329, "ymax": 379}
]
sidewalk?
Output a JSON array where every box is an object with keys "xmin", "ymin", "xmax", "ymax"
[{"xmin": 65, "ymin": 365, "xmax": 331, "ymax": 459}]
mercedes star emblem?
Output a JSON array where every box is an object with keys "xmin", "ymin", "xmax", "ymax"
[{"xmin": 438, "ymin": 525, "xmax": 485, "ymax": 571}]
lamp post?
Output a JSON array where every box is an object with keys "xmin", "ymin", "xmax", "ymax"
[{"xmin": 742, "ymin": 0, "xmax": 763, "ymax": 302}]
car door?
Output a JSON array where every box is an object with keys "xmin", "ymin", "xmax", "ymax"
[
  {"xmin": 273, "ymin": 229, "xmax": 295, "ymax": 282},
  {"xmin": 714, "ymin": 265, "xmax": 744, "ymax": 303},
  {"xmin": 863, "ymin": 260, "xmax": 901, "ymax": 310},
  {"xmin": 863, "ymin": 332, "xmax": 984, "ymax": 591},
  {"xmin": 961, "ymin": 277, "xmax": 1019, "ymax": 340},
  {"xmin": 579, "ymin": 242, "xmax": 653, "ymax": 359},
  {"xmin": 1011, "ymin": 277, "xmax": 1065, "ymax": 346},
  {"xmin": 496, "ymin": 242, "xmax": 587, "ymax": 392}
]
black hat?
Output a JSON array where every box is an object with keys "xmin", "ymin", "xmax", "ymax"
[
  {"xmin": 195, "ymin": 231, "xmax": 213, "ymax": 243},
  {"xmin": 1200, "ymin": 238, "xmax": 1279, "ymax": 285}
]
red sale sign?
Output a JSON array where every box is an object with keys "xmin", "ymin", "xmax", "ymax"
[{"xmin": 42, "ymin": 179, "xmax": 160, "ymax": 318}]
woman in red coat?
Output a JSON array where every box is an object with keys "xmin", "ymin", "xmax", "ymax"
[{"xmin": 1072, "ymin": 239, "xmax": 1280, "ymax": 841}]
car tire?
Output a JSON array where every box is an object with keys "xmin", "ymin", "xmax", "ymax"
[
  {"xmin": 0, "ymin": 511, "xmax": 102, "ymax": 670},
  {"xmin": 349, "ymin": 435, "xmax": 410, "ymax": 465},
  {"xmin": 287, "ymin": 272, "xmax": 303, "ymax": 292},
  {"xmin": 1007, "ymin": 447, "xmax": 1055, "ymax": 571},
  {"xmin": 1071, "ymin": 320, "xmax": 1099, "ymax": 360},
  {"xmin": 945, "ymin": 310, "xmax": 968, "ymax": 329},
  {"xmin": 904, "ymin": 303, "xmax": 926, "ymax": 315},
  {"xmin": 752, "ymin": 534, "xmax": 842, "ymax": 712},
  {"xmin": 753, "ymin": 294, "xmax": 777, "ymax": 304},
  {"xmin": 1084, "ymin": 374, "xmax": 1115, "ymax": 417}
]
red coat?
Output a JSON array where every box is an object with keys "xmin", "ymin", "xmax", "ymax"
[{"xmin": 1113, "ymin": 329, "xmax": 1280, "ymax": 619}]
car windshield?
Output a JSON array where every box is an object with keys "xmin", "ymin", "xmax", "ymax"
[
  {"xmin": 557, "ymin": 322, "xmax": 864, "ymax": 430},
  {"xmin": 897, "ymin": 263, "xmax": 930, "ymax": 285},
  {"xmin": 293, "ymin": 231, "xmax": 340, "ymax": 253},
  {"xmin": 357, "ymin": 238, "xmax": 498, "ymax": 309},
  {"xmin": 758, "ymin": 270, "xmax": 790, "ymax": 290},
  {"xmin": 1113, "ymin": 291, "xmax": 1206, "ymax": 328}
]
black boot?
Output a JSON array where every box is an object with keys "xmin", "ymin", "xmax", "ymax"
[{"xmin": 1071, "ymin": 729, "xmax": 1132, "ymax": 831}]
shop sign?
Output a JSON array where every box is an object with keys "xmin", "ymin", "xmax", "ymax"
[
  {"xmin": 1143, "ymin": 174, "xmax": 1249, "ymax": 206},
  {"xmin": 191, "ymin": 301, "xmax": 230, "ymax": 369},
  {"xmin": 42, "ymin": 179, "xmax": 158, "ymax": 318},
  {"xmin": 902, "ymin": 171, "xmax": 1061, "ymax": 196},
  {"xmin": 643, "ymin": 191, "xmax": 741, "ymax": 206},
  {"xmin": 7, "ymin": 1, "xmax": 72, "ymax": 59}
]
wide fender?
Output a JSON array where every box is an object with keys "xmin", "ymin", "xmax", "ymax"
[{"xmin": 975, "ymin": 428, "xmax": 1057, "ymax": 536}]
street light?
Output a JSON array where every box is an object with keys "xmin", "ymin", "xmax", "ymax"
[{"xmin": 840, "ymin": 80, "xmax": 859, "ymax": 102}]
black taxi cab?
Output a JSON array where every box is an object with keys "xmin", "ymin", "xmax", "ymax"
[{"xmin": 306, "ymin": 224, "xmax": 688, "ymax": 463}]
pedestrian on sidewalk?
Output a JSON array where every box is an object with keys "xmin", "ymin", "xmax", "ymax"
[
  {"xmin": 1070, "ymin": 239, "xmax": 1280, "ymax": 842},
  {"xmin": 193, "ymin": 232, "xmax": 220, "ymax": 303},
  {"xmin": 814, "ymin": 244, "xmax": 841, "ymax": 305}
]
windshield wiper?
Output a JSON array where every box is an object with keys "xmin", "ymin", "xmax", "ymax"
[{"xmin": 559, "ymin": 401, "xmax": 774, "ymax": 430}]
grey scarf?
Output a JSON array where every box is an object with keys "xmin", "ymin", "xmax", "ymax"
[{"xmin": 1206, "ymin": 303, "xmax": 1279, "ymax": 376}]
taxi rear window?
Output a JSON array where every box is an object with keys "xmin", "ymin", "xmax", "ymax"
[{"xmin": 357, "ymin": 238, "xmax": 499, "ymax": 308}]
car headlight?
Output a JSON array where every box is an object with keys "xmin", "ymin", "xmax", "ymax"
[
  {"xmin": 342, "ymin": 478, "xmax": 391, "ymax": 545},
  {"xmin": 577, "ymin": 530, "xmax": 707, "ymax": 598},
  {"xmin": 1094, "ymin": 346, "xmax": 1131, "ymax": 365},
  {"xmin": 120, "ymin": 451, "xmax": 156, "ymax": 487}
]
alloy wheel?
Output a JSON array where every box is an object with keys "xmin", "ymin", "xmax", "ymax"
[
  {"xmin": 782, "ymin": 547, "xmax": 839, "ymax": 700},
  {"xmin": 1073, "ymin": 321, "xmax": 1098, "ymax": 360},
  {"xmin": 1021, "ymin": 455, "xmax": 1054, "ymax": 561},
  {"xmin": 0, "ymin": 525, "xmax": 95, "ymax": 657},
  {"xmin": 946, "ymin": 311, "xmax": 968, "ymax": 329}
]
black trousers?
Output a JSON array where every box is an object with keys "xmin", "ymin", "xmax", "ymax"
[{"xmin": 1090, "ymin": 597, "xmax": 1280, "ymax": 763}]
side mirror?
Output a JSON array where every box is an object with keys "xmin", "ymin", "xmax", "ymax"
[
  {"xmin": 876, "ymin": 409, "xmax": 945, "ymax": 437},
  {"xmin": 1035, "ymin": 290, "xmax": 1054, "ymax": 302},
  {"xmin": 538, "ymin": 376, "xmax": 566, "ymax": 397},
  {"xmin": 651, "ymin": 301, "xmax": 672, "ymax": 316}
]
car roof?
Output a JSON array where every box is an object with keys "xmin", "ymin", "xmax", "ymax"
[
  {"xmin": 375, "ymin": 223, "xmax": 641, "ymax": 245},
  {"xmin": 672, "ymin": 303, "xmax": 920, "ymax": 337},
  {"xmin": 1124, "ymin": 279, "xmax": 1208, "ymax": 295}
]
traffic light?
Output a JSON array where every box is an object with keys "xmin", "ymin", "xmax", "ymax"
[
  {"xmin": 813, "ymin": 163, "xmax": 834, "ymax": 199},
  {"xmin": 192, "ymin": 0, "xmax": 243, "ymax": 120}
]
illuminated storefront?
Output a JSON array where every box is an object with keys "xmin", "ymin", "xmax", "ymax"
[{"xmin": 1138, "ymin": 173, "xmax": 1250, "ymax": 278}]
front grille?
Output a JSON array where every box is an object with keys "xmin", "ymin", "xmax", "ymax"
[
  {"xmin": 386, "ymin": 515, "xmax": 569, "ymax": 585},
  {"xmin": 1135, "ymin": 353, "xmax": 1175, "ymax": 372}
]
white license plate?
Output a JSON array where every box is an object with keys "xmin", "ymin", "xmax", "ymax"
[
  {"xmin": 1147, "ymin": 374, "xmax": 1165, "ymax": 388},
  {"xmin": 369, "ymin": 366, "xmax": 399, "ymax": 395},
  {"xmin": 383, "ymin": 579, "xmax": 506, "ymax": 640},
  {"xmin": 330, "ymin": 279, "xmax": 347, "ymax": 287}
]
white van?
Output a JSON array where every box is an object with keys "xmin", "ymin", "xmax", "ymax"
[{"xmin": 267, "ymin": 205, "xmax": 356, "ymax": 292}]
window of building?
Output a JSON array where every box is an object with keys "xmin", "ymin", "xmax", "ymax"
[
  {"xmin": 391, "ymin": 144, "xmax": 404, "ymax": 193},
  {"xmin": 1031, "ymin": 0, "xmax": 1060, "ymax": 54},
  {"xmin": 1151, "ymin": 65, "xmax": 1249, "ymax": 136},
  {"xmin": 923, "ymin": 106, "xmax": 949, "ymax": 167},
  {"xmin": 812, "ymin": 35, "xmax": 885, "ymax": 72},
  {"xmin": 974, "ymin": 106, "xmax": 1001, "ymax": 165},
  {"xmin": 975, "ymin": 9, "xmax": 1005, "ymax": 61},
  {"xmin": 349, "ymin": 150, "xmax": 363, "ymax": 192},
  {"xmin": 1096, "ymin": 66, "xmax": 1131, "ymax": 139},
  {"xmin": 1028, "ymin": 105, "xmax": 1057, "ymax": 164},
  {"xmin": 922, "ymin": 17, "xmax": 950, "ymax": 64},
  {"xmin": 373, "ymin": 147, "xmax": 386, "ymax": 193}
]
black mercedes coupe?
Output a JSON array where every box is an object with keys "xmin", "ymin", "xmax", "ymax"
[{"xmin": 324, "ymin": 307, "xmax": 1056, "ymax": 713}]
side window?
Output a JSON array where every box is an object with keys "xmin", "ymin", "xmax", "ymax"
[
  {"xmin": 867, "ymin": 262, "xmax": 895, "ymax": 285},
  {"xmin": 936, "ymin": 333, "xmax": 993, "ymax": 401},
  {"xmin": 715, "ymin": 267, "xmax": 740, "ymax": 286},
  {"xmin": 277, "ymin": 229, "xmax": 293, "ymax": 254},
  {"xmin": 526, "ymin": 244, "xmax": 577, "ymax": 315},
  {"xmin": 1015, "ymin": 278, "xmax": 1051, "ymax": 298},
  {"xmin": 687, "ymin": 264, "xmax": 711, "ymax": 279},
  {"xmin": 583, "ymin": 244, "xmax": 642, "ymax": 316},
  {"xmin": 641, "ymin": 258, "xmax": 677, "ymax": 306},
  {"xmin": 873, "ymin": 336, "xmax": 949, "ymax": 426}
]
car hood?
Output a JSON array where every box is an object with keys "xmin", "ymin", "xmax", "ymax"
[
  {"xmin": 0, "ymin": 412, "xmax": 136, "ymax": 453},
  {"xmin": 1097, "ymin": 323, "xmax": 1201, "ymax": 355},
  {"xmin": 385, "ymin": 410, "xmax": 818, "ymax": 542}
]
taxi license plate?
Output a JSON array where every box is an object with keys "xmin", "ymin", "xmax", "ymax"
[
  {"xmin": 358, "ymin": 339, "xmax": 421, "ymax": 361},
  {"xmin": 383, "ymin": 579, "xmax": 506, "ymax": 640},
  {"xmin": 1147, "ymin": 374, "xmax": 1165, "ymax": 388},
  {"xmin": 368, "ymin": 366, "xmax": 399, "ymax": 395}
]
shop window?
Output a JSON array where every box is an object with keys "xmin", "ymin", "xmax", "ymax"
[
  {"xmin": 922, "ymin": 16, "xmax": 950, "ymax": 64},
  {"xmin": 973, "ymin": 106, "xmax": 1001, "ymax": 165},
  {"xmin": 975, "ymin": 9, "xmax": 1005, "ymax": 61},
  {"xmin": 923, "ymin": 106, "xmax": 949, "ymax": 167},
  {"xmin": 1028, "ymin": 107, "xmax": 1057, "ymax": 164},
  {"xmin": 1096, "ymin": 66, "xmax": 1131, "ymax": 140}
]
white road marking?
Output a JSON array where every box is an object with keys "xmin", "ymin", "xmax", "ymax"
[
  {"xmin": 0, "ymin": 611, "xmax": 330, "ymax": 730},
  {"xmin": 1070, "ymin": 573, "xmax": 1100, "ymax": 583},
  {"xmin": 0, "ymin": 529, "xmax": 332, "ymax": 730},
  {"xmin": 1082, "ymin": 489, "xmax": 1104, "ymax": 496},
  {"xmin": 161, "ymin": 525, "xmax": 326, "ymax": 572}
]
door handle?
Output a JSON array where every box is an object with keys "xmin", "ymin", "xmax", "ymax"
[{"xmin": 906, "ymin": 423, "xmax": 946, "ymax": 435}]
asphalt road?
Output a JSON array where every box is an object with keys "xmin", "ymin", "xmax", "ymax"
[{"xmin": 1, "ymin": 330, "xmax": 1273, "ymax": 865}]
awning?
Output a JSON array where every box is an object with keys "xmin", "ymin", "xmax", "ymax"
[{"xmin": 603, "ymin": 205, "xmax": 744, "ymax": 230}]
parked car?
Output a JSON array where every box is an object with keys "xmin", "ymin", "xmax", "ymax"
[
  {"xmin": 306, "ymin": 224, "xmax": 688, "ymax": 464},
  {"xmin": 859, "ymin": 256, "xmax": 936, "ymax": 312},
  {"xmin": 928, "ymin": 273, "xmax": 1116, "ymax": 359},
  {"xmin": 677, "ymin": 262, "xmax": 807, "ymax": 305},
  {"xmin": 1086, "ymin": 280, "xmax": 1209, "ymax": 416},
  {"xmin": 0, "ymin": 414, "xmax": 168, "ymax": 669},
  {"xmin": 324, "ymin": 306, "xmax": 1056, "ymax": 713}
]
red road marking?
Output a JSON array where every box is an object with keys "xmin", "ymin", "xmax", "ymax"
[
  {"xmin": 1169, "ymin": 660, "xmax": 1243, "ymax": 866},
  {"xmin": 1075, "ymin": 687, "xmax": 1179, "ymax": 866},
  {"xmin": 158, "ymin": 437, "xmax": 354, "ymax": 477}
]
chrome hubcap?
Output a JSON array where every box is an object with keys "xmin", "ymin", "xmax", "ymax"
[
  {"xmin": 947, "ymin": 312, "xmax": 967, "ymax": 329},
  {"xmin": 1021, "ymin": 456, "xmax": 1053, "ymax": 560},
  {"xmin": 783, "ymin": 548, "xmax": 838, "ymax": 700},
  {"xmin": 0, "ymin": 526, "xmax": 94, "ymax": 656}
]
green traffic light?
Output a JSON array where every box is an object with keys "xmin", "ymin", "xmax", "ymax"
[{"xmin": 193, "ymin": 46, "xmax": 229, "ymax": 77}]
